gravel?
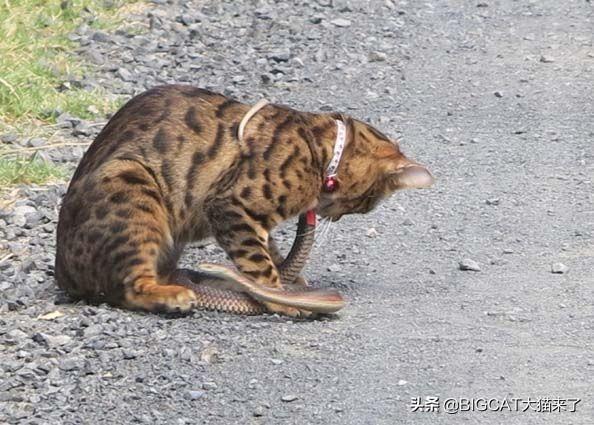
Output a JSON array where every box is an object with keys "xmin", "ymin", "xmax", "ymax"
[{"xmin": 1, "ymin": 1, "xmax": 593, "ymax": 424}]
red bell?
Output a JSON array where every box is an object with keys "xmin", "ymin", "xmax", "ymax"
[{"xmin": 323, "ymin": 176, "xmax": 338, "ymax": 192}]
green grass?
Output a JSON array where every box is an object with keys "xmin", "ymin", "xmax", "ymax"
[
  {"xmin": 0, "ymin": 0, "xmax": 143, "ymax": 187},
  {"xmin": 0, "ymin": 155, "xmax": 68, "ymax": 186},
  {"xmin": 0, "ymin": 0, "xmax": 140, "ymax": 130}
]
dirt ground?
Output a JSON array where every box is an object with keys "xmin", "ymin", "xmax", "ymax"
[{"xmin": 1, "ymin": 1, "xmax": 592, "ymax": 424}]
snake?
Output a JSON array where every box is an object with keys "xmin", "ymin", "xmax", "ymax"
[{"xmin": 174, "ymin": 213, "xmax": 345, "ymax": 315}]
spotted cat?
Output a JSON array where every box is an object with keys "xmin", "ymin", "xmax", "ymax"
[{"xmin": 55, "ymin": 84, "xmax": 433, "ymax": 316}]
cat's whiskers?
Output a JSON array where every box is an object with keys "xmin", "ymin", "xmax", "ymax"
[{"xmin": 314, "ymin": 217, "xmax": 334, "ymax": 247}]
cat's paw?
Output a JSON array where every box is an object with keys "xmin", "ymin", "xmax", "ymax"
[
  {"xmin": 263, "ymin": 301, "xmax": 314, "ymax": 318},
  {"xmin": 125, "ymin": 284, "xmax": 198, "ymax": 313},
  {"xmin": 169, "ymin": 287, "xmax": 198, "ymax": 312}
]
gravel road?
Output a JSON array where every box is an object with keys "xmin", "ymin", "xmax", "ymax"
[{"xmin": 1, "ymin": 1, "xmax": 593, "ymax": 424}]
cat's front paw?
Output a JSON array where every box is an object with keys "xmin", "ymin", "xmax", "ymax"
[{"xmin": 263, "ymin": 301, "xmax": 314, "ymax": 318}]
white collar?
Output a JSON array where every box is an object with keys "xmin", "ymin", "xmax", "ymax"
[
  {"xmin": 238, "ymin": 99, "xmax": 269, "ymax": 141},
  {"xmin": 325, "ymin": 119, "xmax": 347, "ymax": 179},
  {"xmin": 239, "ymin": 102, "xmax": 347, "ymax": 181}
]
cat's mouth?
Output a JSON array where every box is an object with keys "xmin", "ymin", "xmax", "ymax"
[
  {"xmin": 315, "ymin": 199, "xmax": 345, "ymax": 222},
  {"xmin": 315, "ymin": 204, "xmax": 343, "ymax": 222}
]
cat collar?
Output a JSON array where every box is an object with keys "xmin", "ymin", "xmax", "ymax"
[
  {"xmin": 323, "ymin": 119, "xmax": 347, "ymax": 193},
  {"xmin": 239, "ymin": 99, "xmax": 317, "ymax": 226},
  {"xmin": 238, "ymin": 99, "xmax": 269, "ymax": 141}
]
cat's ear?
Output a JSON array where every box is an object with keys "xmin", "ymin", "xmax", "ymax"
[
  {"xmin": 389, "ymin": 164, "xmax": 434, "ymax": 190},
  {"xmin": 375, "ymin": 143, "xmax": 434, "ymax": 189}
]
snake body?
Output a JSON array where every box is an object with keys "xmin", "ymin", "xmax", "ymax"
[{"xmin": 176, "ymin": 214, "xmax": 345, "ymax": 315}]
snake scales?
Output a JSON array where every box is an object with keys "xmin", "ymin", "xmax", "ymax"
[{"xmin": 174, "ymin": 214, "xmax": 345, "ymax": 315}]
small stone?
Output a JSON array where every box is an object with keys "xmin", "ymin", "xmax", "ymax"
[
  {"xmin": 177, "ymin": 14, "xmax": 194, "ymax": 26},
  {"xmin": 459, "ymin": 259, "xmax": 481, "ymax": 272},
  {"xmin": 475, "ymin": 347, "xmax": 484, "ymax": 353},
  {"xmin": 179, "ymin": 346, "xmax": 192, "ymax": 362},
  {"xmin": 185, "ymin": 390, "xmax": 205, "ymax": 400},
  {"xmin": 330, "ymin": 18, "xmax": 351, "ymax": 27},
  {"xmin": 397, "ymin": 379, "xmax": 407, "ymax": 386},
  {"xmin": 368, "ymin": 51, "xmax": 387, "ymax": 62},
  {"xmin": 122, "ymin": 349, "xmax": 137, "ymax": 359},
  {"xmin": 116, "ymin": 67, "xmax": 134, "ymax": 82},
  {"xmin": 328, "ymin": 264, "xmax": 341, "ymax": 273},
  {"xmin": 73, "ymin": 121, "xmax": 92, "ymax": 137},
  {"xmin": 202, "ymin": 381, "xmax": 217, "ymax": 390},
  {"xmin": 1, "ymin": 133, "xmax": 18, "ymax": 143},
  {"xmin": 20, "ymin": 258, "xmax": 37, "ymax": 273},
  {"xmin": 366, "ymin": 228, "xmax": 379, "ymax": 238},
  {"xmin": 11, "ymin": 205, "xmax": 37, "ymax": 227},
  {"xmin": 485, "ymin": 198, "xmax": 500, "ymax": 206},
  {"xmin": 16, "ymin": 366, "xmax": 38, "ymax": 381},
  {"xmin": 31, "ymin": 332, "xmax": 71, "ymax": 347},
  {"xmin": 253, "ymin": 406, "xmax": 265, "ymax": 417},
  {"xmin": 26, "ymin": 138, "xmax": 46, "ymax": 148},
  {"xmin": 551, "ymin": 262, "xmax": 568, "ymax": 274},
  {"xmin": 494, "ymin": 91, "xmax": 503, "ymax": 98},
  {"xmin": 6, "ymin": 329, "xmax": 28, "ymax": 344},
  {"xmin": 267, "ymin": 49, "xmax": 291, "ymax": 62},
  {"xmin": 539, "ymin": 55, "xmax": 555, "ymax": 63},
  {"xmin": 281, "ymin": 394, "xmax": 298, "ymax": 402},
  {"xmin": 91, "ymin": 31, "xmax": 111, "ymax": 43},
  {"xmin": 48, "ymin": 334, "xmax": 72, "ymax": 347},
  {"xmin": 38, "ymin": 310, "xmax": 64, "ymax": 321},
  {"xmin": 502, "ymin": 249, "xmax": 514, "ymax": 254},
  {"xmin": 84, "ymin": 48, "xmax": 104, "ymax": 65},
  {"xmin": 200, "ymin": 345, "xmax": 219, "ymax": 364},
  {"xmin": 59, "ymin": 357, "xmax": 83, "ymax": 371},
  {"xmin": 83, "ymin": 324, "xmax": 103, "ymax": 338},
  {"xmin": 56, "ymin": 113, "xmax": 80, "ymax": 128},
  {"xmin": 477, "ymin": 2, "xmax": 489, "ymax": 7}
]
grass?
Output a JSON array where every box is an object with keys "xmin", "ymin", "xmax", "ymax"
[
  {"xmin": 0, "ymin": 0, "xmax": 134, "ymax": 127},
  {"xmin": 0, "ymin": 0, "xmax": 143, "ymax": 187},
  {"xmin": 0, "ymin": 155, "xmax": 68, "ymax": 186}
]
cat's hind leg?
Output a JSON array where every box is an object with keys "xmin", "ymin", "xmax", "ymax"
[{"xmin": 91, "ymin": 158, "xmax": 197, "ymax": 313}]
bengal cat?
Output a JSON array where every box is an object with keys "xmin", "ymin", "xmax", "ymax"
[{"xmin": 55, "ymin": 84, "xmax": 434, "ymax": 317}]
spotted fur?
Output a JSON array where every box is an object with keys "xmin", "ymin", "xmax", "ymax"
[{"xmin": 55, "ymin": 84, "xmax": 433, "ymax": 315}]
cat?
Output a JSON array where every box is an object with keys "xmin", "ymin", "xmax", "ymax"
[{"xmin": 55, "ymin": 84, "xmax": 433, "ymax": 317}]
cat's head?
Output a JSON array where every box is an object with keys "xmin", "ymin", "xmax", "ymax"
[{"xmin": 317, "ymin": 118, "xmax": 434, "ymax": 221}]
